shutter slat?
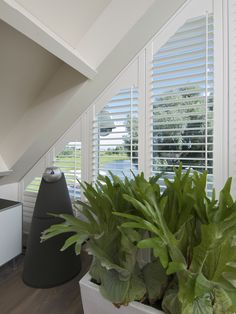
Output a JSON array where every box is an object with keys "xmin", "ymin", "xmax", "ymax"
[
  {"xmin": 153, "ymin": 56, "xmax": 213, "ymax": 71},
  {"xmin": 153, "ymin": 48, "xmax": 213, "ymax": 64},
  {"xmin": 153, "ymin": 72, "xmax": 211, "ymax": 85},
  {"xmin": 159, "ymin": 38, "xmax": 213, "ymax": 55},
  {"xmin": 153, "ymin": 142, "xmax": 213, "ymax": 146},
  {"xmin": 152, "ymin": 99, "xmax": 212, "ymax": 108},
  {"xmin": 152, "ymin": 79, "xmax": 213, "ymax": 91},
  {"xmin": 151, "ymin": 88, "xmax": 213, "ymax": 99},
  {"xmin": 153, "ymin": 63, "xmax": 212, "ymax": 77},
  {"xmin": 152, "ymin": 127, "xmax": 212, "ymax": 133},
  {"xmin": 157, "ymin": 44, "xmax": 213, "ymax": 60},
  {"xmin": 152, "ymin": 112, "xmax": 213, "ymax": 120}
]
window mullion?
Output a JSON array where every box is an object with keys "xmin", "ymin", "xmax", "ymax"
[
  {"xmin": 145, "ymin": 43, "xmax": 154, "ymax": 178},
  {"xmin": 137, "ymin": 50, "xmax": 147, "ymax": 175}
]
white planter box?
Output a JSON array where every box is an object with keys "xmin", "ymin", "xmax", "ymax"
[{"xmin": 80, "ymin": 273, "xmax": 164, "ymax": 314}]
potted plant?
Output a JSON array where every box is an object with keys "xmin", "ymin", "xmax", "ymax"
[
  {"xmin": 41, "ymin": 173, "xmax": 164, "ymax": 314},
  {"xmin": 114, "ymin": 165, "xmax": 236, "ymax": 313},
  {"xmin": 41, "ymin": 166, "xmax": 236, "ymax": 313}
]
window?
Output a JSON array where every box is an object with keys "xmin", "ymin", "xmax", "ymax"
[
  {"xmin": 93, "ymin": 88, "xmax": 138, "ymax": 179},
  {"xmin": 53, "ymin": 142, "xmax": 82, "ymax": 199},
  {"xmin": 25, "ymin": 142, "xmax": 81, "ymax": 199},
  {"xmin": 151, "ymin": 14, "xmax": 213, "ymax": 189},
  {"xmin": 25, "ymin": 177, "xmax": 41, "ymax": 193},
  {"xmin": 22, "ymin": 141, "xmax": 82, "ymax": 232}
]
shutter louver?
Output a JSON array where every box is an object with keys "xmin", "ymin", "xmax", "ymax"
[
  {"xmin": 151, "ymin": 15, "xmax": 214, "ymax": 189},
  {"xmin": 23, "ymin": 178, "xmax": 41, "ymax": 231},
  {"xmin": 93, "ymin": 88, "xmax": 138, "ymax": 179},
  {"xmin": 53, "ymin": 142, "xmax": 82, "ymax": 200},
  {"xmin": 23, "ymin": 177, "xmax": 41, "ymax": 230}
]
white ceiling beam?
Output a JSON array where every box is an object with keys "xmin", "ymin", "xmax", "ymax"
[{"xmin": 0, "ymin": 0, "xmax": 97, "ymax": 79}]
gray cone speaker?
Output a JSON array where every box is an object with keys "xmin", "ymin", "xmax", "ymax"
[{"xmin": 22, "ymin": 167, "xmax": 81, "ymax": 288}]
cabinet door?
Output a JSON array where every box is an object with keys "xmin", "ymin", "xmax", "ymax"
[{"xmin": 0, "ymin": 205, "xmax": 22, "ymax": 266}]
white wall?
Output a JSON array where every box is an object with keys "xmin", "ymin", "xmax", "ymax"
[
  {"xmin": 0, "ymin": 19, "xmax": 61, "ymax": 148},
  {"xmin": 0, "ymin": 183, "xmax": 19, "ymax": 201}
]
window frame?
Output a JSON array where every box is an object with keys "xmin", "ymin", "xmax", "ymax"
[{"xmin": 91, "ymin": 0, "xmax": 225, "ymax": 191}]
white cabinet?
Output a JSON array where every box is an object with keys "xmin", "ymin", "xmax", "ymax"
[{"xmin": 0, "ymin": 202, "xmax": 22, "ymax": 266}]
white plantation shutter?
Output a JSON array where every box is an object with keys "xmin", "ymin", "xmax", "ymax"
[
  {"xmin": 151, "ymin": 14, "xmax": 214, "ymax": 189},
  {"xmin": 53, "ymin": 142, "xmax": 82, "ymax": 199},
  {"xmin": 22, "ymin": 156, "xmax": 47, "ymax": 232},
  {"xmin": 23, "ymin": 178, "xmax": 41, "ymax": 230},
  {"xmin": 93, "ymin": 88, "xmax": 138, "ymax": 179},
  {"xmin": 25, "ymin": 142, "xmax": 82, "ymax": 200},
  {"xmin": 22, "ymin": 142, "xmax": 82, "ymax": 232},
  {"xmin": 229, "ymin": 0, "xmax": 236, "ymax": 196},
  {"xmin": 25, "ymin": 177, "xmax": 41, "ymax": 194}
]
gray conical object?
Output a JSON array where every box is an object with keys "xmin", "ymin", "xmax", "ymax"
[{"xmin": 23, "ymin": 168, "xmax": 81, "ymax": 288}]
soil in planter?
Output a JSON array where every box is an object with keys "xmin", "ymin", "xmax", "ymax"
[
  {"xmin": 142, "ymin": 298, "xmax": 163, "ymax": 311},
  {"xmin": 91, "ymin": 278, "xmax": 101, "ymax": 285}
]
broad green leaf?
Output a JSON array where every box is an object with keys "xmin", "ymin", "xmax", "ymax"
[
  {"xmin": 60, "ymin": 233, "xmax": 88, "ymax": 252},
  {"xmin": 194, "ymin": 273, "xmax": 213, "ymax": 298},
  {"xmin": 121, "ymin": 221, "xmax": 160, "ymax": 236},
  {"xmin": 190, "ymin": 224, "xmax": 220, "ymax": 273},
  {"xmin": 99, "ymin": 268, "xmax": 130, "ymax": 305},
  {"xmin": 192, "ymin": 293, "xmax": 213, "ymax": 314},
  {"xmin": 137, "ymin": 237, "xmax": 164, "ymax": 249},
  {"xmin": 138, "ymin": 238, "xmax": 169, "ymax": 268},
  {"xmin": 225, "ymin": 290, "xmax": 236, "ymax": 309},
  {"xmin": 126, "ymin": 272, "xmax": 146, "ymax": 304},
  {"xmin": 89, "ymin": 257, "xmax": 102, "ymax": 283},
  {"xmin": 143, "ymin": 260, "xmax": 169, "ymax": 304},
  {"xmin": 89, "ymin": 240, "xmax": 130, "ymax": 279},
  {"xmin": 202, "ymin": 235, "xmax": 236, "ymax": 290},
  {"xmin": 166, "ymin": 261, "xmax": 186, "ymax": 275},
  {"xmin": 153, "ymin": 245, "xmax": 169, "ymax": 269},
  {"xmin": 222, "ymin": 272, "xmax": 236, "ymax": 288},
  {"xmin": 213, "ymin": 288, "xmax": 232, "ymax": 313},
  {"xmin": 162, "ymin": 286, "xmax": 181, "ymax": 314},
  {"xmin": 181, "ymin": 293, "xmax": 213, "ymax": 314}
]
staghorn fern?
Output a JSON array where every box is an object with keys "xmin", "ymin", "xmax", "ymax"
[
  {"xmin": 114, "ymin": 165, "xmax": 236, "ymax": 313},
  {"xmin": 41, "ymin": 172, "xmax": 159, "ymax": 307},
  {"xmin": 41, "ymin": 166, "xmax": 236, "ymax": 313}
]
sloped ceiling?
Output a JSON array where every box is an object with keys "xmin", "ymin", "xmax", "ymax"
[
  {"xmin": 15, "ymin": 0, "xmax": 112, "ymax": 48},
  {"xmin": 0, "ymin": 0, "xmax": 155, "ymax": 76},
  {"xmin": 0, "ymin": 0, "xmax": 187, "ymax": 183},
  {"xmin": 0, "ymin": 19, "xmax": 62, "ymax": 145}
]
